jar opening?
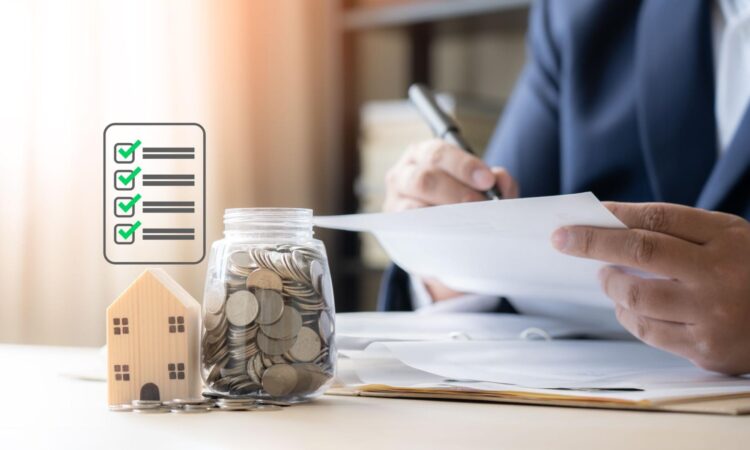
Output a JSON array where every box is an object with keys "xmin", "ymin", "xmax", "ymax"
[{"xmin": 223, "ymin": 208, "xmax": 313, "ymax": 240}]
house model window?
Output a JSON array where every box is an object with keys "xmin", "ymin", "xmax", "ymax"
[
  {"xmin": 168, "ymin": 316, "xmax": 185, "ymax": 333},
  {"xmin": 114, "ymin": 364, "xmax": 130, "ymax": 381},
  {"xmin": 113, "ymin": 317, "xmax": 129, "ymax": 335},
  {"xmin": 168, "ymin": 363, "xmax": 185, "ymax": 380}
]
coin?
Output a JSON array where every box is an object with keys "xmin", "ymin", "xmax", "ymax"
[
  {"xmin": 260, "ymin": 307, "xmax": 302, "ymax": 340},
  {"xmin": 133, "ymin": 406, "xmax": 169, "ymax": 414},
  {"xmin": 247, "ymin": 268, "xmax": 283, "ymax": 291},
  {"xmin": 203, "ymin": 284, "xmax": 226, "ymax": 314},
  {"xmin": 225, "ymin": 291, "xmax": 259, "ymax": 327},
  {"xmin": 109, "ymin": 404, "xmax": 134, "ymax": 412},
  {"xmin": 255, "ymin": 289, "xmax": 285, "ymax": 325},
  {"xmin": 261, "ymin": 364, "xmax": 298, "ymax": 397},
  {"xmin": 132, "ymin": 400, "xmax": 161, "ymax": 408},
  {"xmin": 318, "ymin": 310, "xmax": 333, "ymax": 344},
  {"xmin": 256, "ymin": 331, "xmax": 296, "ymax": 356},
  {"xmin": 309, "ymin": 260, "xmax": 324, "ymax": 292},
  {"xmin": 172, "ymin": 405, "xmax": 214, "ymax": 413},
  {"xmin": 203, "ymin": 310, "xmax": 225, "ymax": 332},
  {"xmin": 229, "ymin": 250, "xmax": 253, "ymax": 269},
  {"xmin": 288, "ymin": 327, "xmax": 321, "ymax": 362}
]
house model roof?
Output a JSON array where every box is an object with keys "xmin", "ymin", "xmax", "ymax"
[{"xmin": 108, "ymin": 268, "xmax": 200, "ymax": 311}]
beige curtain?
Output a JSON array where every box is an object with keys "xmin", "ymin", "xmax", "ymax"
[{"xmin": 0, "ymin": 0, "xmax": 340, "ymax": 346}]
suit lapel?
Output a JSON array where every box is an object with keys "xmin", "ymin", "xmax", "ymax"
[
  {"xmin": 635, "ymin": 0, "xmax": 717, "ymax": 206},
  {"xmin": 697, "ymin": 105, "xmax": 750, "ymax": 210}
]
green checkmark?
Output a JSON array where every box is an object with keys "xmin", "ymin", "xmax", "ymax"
[
  {"xmin": 117, "ymin": 221, "xmax": 141, "ymax": 240},
  {"xmin": 118, "ymin": 140, "xmax": 141, "ymax": 159},
  {"xmin": 118, "ymin": 166, "xmax": 141, "ymax": 186},
  {"xmin": 118, "ymin": 194, "xmax": 142, "ymax": 213}
]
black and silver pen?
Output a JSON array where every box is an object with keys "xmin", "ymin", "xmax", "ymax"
[{"xmin": 408, "ymin": 83, "xmax": 502, "ymax": 200}]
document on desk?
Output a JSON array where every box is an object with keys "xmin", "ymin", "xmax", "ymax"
[
  {"xmin": 336, "ymin": 339, "xmax": 750, "ymax": 412},
  {"xmin": 314, "ymin": 192, "xmax": 625, "ymax": 308}
]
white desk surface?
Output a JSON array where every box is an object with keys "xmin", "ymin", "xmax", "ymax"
[{"xmin": 1, "ymin": 344, "xmax": 748, "ymax": 450}]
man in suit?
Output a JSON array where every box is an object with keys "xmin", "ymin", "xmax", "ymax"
[{"xmin": 379, "ymin": 0, "xmax": 750, "ymax": 375}]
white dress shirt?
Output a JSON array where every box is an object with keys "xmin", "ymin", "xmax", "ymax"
[{"xmin": 410, "ymin": 0, "xmax": 750, "ymax": 312}]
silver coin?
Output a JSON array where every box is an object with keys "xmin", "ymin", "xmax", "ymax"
[
  {"xmin": 246, "ymin": 268, "xmax": 283, "ymax": 291},
  {"xmin": 172, "ymin": 405, "xmax": 213, "ymax": 413},
  {"xmin": 256, "ymin": 331, "xmax": 296, "ymax": 356},
  {"xmin": 229, "ymin": 250, "xmax": 253, "ymax": 269},
  {"xmin": 203, "ymin": 310, "xmax": 225, "ymax": 332},
  {"xmin": 255, "ymin": 289, "xmax": 285, "ymax": 325},
  {"xmin": 309, "ymin": 260, "xmax": 324, "ymax": 292},
  {"xmin": 133, "ymin": 407, "xmax": 169, "ymax": 414},
  {"xmin": 260, "ymin": 307, "xmax": 302, "ymax": 340},
  {"xmin": 203, "ymin": 284, "xmax": 226, "ymax": 315},
  {"xmin": 317, "ymin": 310, "xmax": 333, "ymax": 344},
  {"xmin": 131, "ymin": 400, "xmax": 161, "ymax": 407},
  {"xmin": 321, "ymin": 272, "xmax": 334, "ymax": 304},
  {"xmin": 288, "ymin": 326, "xmax": 321, "ymax": 362},
  {"xmin": 225, "ymin": 291, "xmax": 259, "ymax": 327},
  {"xmin": 217, "ymin": 404, "xmax": 258, "ymax": 411},
  {"xmin": 109, "ymin": 404, "xmax": 134, "ymax": 412},
  {"xmin": 261, "ymin": 364, "xmax": 298, "ymax": 397}
]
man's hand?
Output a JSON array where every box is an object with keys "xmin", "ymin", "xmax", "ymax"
[
  {"xmin": 384, "ymin": 139, "xmax": 518, "ymax": 301},
  {"xmin": 383, "ymin": 139, "xmax": 518, "ymax": 212},
  {"xmin": 551, "ymin": 202, "xmax": 750, "ymax": 375}
]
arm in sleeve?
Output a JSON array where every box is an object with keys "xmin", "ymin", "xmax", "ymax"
[{"xmin": 484, "ymin": 0, "xmax": 562, "ymax": 198}]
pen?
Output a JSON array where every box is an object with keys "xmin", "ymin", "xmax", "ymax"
[{"xmin": 408, "ymin": 83, "xmax": 502, "ymax": 200}]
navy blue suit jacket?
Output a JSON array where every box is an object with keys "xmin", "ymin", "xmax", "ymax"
[{"xmin": 379, "ymin": 0, "xmax": 750, "ymax": 311}]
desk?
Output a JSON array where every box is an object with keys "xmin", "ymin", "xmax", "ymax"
[{"xmin": 1, "ymin": 345, "xmax": 747, "ymax": 450}]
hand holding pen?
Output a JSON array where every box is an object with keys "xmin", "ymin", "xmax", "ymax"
[{"xmin": 382, "ymin": 84, "xmax": 518, "ymax": 213}]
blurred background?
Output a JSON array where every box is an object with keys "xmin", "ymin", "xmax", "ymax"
[{"xmin": 0, "ymin": 0, "xmax": 528, "ymax": 347}]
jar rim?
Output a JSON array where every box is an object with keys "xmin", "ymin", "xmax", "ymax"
[{"xmin": 224, "ymin": 208, "xmax": 312, "ymax": 223}]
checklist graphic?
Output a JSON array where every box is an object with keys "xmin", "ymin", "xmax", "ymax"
[{"xmin": 104, "ymin": 123, "xmax": 205, "ymax": 264}]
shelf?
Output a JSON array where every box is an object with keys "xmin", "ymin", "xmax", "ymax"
[{"xmin": 343, "ymin": 0, "xmax": 531, "ymax": 30}]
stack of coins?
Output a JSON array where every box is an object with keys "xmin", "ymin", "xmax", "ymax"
[
  {"xmin": 109, "ymin": 396, "xmax": 286, "ymax": 414},
  {"xmin": 131, "ymin": 400, "xmax": 169, "ymax": 414},
  {"xmin": 202, "ymin": 244, "xmax": 335, "ymax": 400}
]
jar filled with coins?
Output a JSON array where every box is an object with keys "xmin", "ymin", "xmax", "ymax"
[{"xmin": 201, "ymin": 208, "xmax": 336, "ymax": 403}]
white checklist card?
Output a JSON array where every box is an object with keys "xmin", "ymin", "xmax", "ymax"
[{"xmin": 104, "ymin": 123, "xmax": 205, "ymax": 264}]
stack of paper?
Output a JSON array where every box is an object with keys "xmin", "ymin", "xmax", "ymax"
[{"xmin": 332, "ymin": 313, "xmax": 750, "ymax": 415}]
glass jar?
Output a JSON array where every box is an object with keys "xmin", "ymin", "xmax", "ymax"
[{"xmin": 200, "ymin": 208, "xmax": 336, "ymax": 403}]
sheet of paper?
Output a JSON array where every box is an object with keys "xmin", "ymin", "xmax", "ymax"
[
  {"xmin": 314, "ymin": 192, "xmax": 625, "ymax": 308},
  {"xmin": 349, "ymin": 340, "xmax": 750, "ymax": 397},
  {"xmin": 335, "ymin": 312, "xmax": 601, "ymax": 350}
]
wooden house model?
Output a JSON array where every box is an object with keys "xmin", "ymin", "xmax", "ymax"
[{"xmin": 107, "ymin": 269, "xmax": 201, "ymax": 405}]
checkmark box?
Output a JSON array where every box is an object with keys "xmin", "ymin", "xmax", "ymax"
[
  {"xmin": 114, "ymin": 142, "xmax": 136, "ymax": 163},
  {"xmin": 115, "ymin": 196, "xmax": 136, "ymax": 217},
  {"xmin": 114, "ymin": 223, "xmax": 140, "ymax": 245},
  {"xmin": 114, "ymin": 168, "xmax": 140, "ymax": 191}
]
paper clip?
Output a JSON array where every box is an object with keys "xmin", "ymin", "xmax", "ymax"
[{"xmin": 519, "ymin": 327, "xmax": 552, "ymax": 341}]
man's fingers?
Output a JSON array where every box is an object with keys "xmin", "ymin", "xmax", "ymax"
[
  {"xmin": 599, "ymin": 266, "xmax": 696, "ymax": 323},
  {"xmin": 491, "ymin": 167, "xmax": 519, "ymax": 199},
  {"xmin": 603, "ymin": 202, "xmax": 737, "ymax": 244},
  {"xmin": 382, "ymin": 194, "xmax": 429, "ymax": 213},
  {"xmin": 614, "ymin": 305, "xmax": 696, "ymax": 360},
  {"xmin": 551, "ymin": 226, "xmax": 701, "ymax": 279},
  {"xmin": 395, "ymin": 162, "xmax": 486, "ymax": 205},
  {"xmin": 413, "ymin": 139, "xmax": 495, "ymax": 191}
]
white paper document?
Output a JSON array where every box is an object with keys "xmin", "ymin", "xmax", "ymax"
[
  {"xmin": 339, "ymin": 339, "xmax": 750, "ymax": 402},
  {"xmin": 314, "ymin": 192, "xmax": 625, "ymax": 308},
  {"xmin": 335, "ymin": 312, "xmax": 596, "ymax": 350}
]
